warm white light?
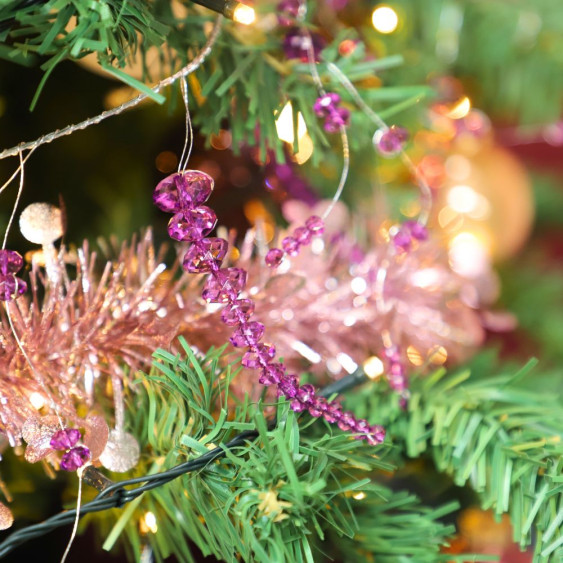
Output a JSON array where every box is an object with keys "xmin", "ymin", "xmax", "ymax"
[
  {"xmin": 291, "ymin": 341, "xmax": 322, "ymax": 364},
  {"xmin": 353, "ymin": 491, "xmax": 367, "ymax": 500},
  {"xmin": 448, "ymin": 232, "xmax": 490, "ymax": 278},
  {"xmin": 372, "ymin": 6, "xmax": 399, "ymax": 34},
  {"xmin": 233, "ymin": 3, "xmax": 256, "ymax": 25},
  {"xmin": 337, "ymin": 353, "xmax": 358, "ymax": 374},
  {"xmin": 363, "ymin": 356, "xmax": 384, "ymax": 379},
  {"xmin": 350, "ymin": 276, "xmax": 367, "ymax": 295},
  {"xmin": 292, "ymin": 132, "xmax": 314, "ymax": 165},
  {"xmin": 275, "ymin": 102, "xmax": 307, "ymax": 144},
  {"xmin": 447, "ymin": 185, "xmax": 479, "ymax": 214},
  {"xmin": 410, "ymin": 268, "xmax": 441, "ymax": 290},
  {"xmin": 29, "ymin": 392, "xmax": 45, "ymax": 410},
  {"xmin": 446, "ymin": 96, "xmax": 471, "ymax": 120},
  {"xmin": 143, "ymin": 511, "xmax": 158, "ymax": 534}
]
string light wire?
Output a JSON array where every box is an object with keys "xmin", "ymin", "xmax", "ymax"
[{"xmin": 0, "ymin": 371, "xmax": 368, "ymax": 557}]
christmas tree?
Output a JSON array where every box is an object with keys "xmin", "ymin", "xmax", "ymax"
[{"xmin": 0, "ymin": 0, "xmax": 562, "ymax": 561}]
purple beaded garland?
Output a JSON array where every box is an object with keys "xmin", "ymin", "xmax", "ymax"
[
  {"xmin": 60, "ymin": 446, "xmax": 91, "ymax": 472},
  {"xmin": 264, "ymin": 215, "xmax": 325, "ymax": 269},
  {"xmin": 374, "ymin": 126, "xmax": 409, "ymax": 157},
  {"xmin": 50, "ymin": 427, "xmax": 91, "ymax": 471},
  {"xmin": 153, "ymin": 170, "xmax": 385, "ymax": 446},
  {"xmin": 0, "ymin": 250, "xmax": 27, "ymax": 302}
]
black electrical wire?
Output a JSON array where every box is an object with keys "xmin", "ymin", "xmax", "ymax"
[{"xmin": 0, "ymin": 370, "xmax": 369, "ymax": 557}]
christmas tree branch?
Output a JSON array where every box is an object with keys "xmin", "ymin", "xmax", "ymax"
[
  {"xmin": 0, "ymin": 17, "xmax": 223, "ymax": 161},
  {"xmin": 0, "ymin": 340, "xmax": 372, "ymax": 558},
  {"xmin": 360, "ymin": 356, "xmax": 563, "ymax": 562}
]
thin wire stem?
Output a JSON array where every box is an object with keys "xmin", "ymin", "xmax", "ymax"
[
  {"xmin": 60, "ymin": 469, "xmax": 83, "ymax": 563},
  {"xmin": 178, "ymin": 76, "xmax": 194, "ymax": 172},
  {"xmin": 2, "ymin": 151, "xmax": 25, "ymax": 249},
  {"xmin": 298, "ymin": 2, "xmax": 350, "ymax": 223},
  {"xmin": 326, "ymin": 62, "xmax": 432, "ymax": 226},
  {"xmin": 0, "ymin": 18, "xmax": 223, "ymax": 161}
]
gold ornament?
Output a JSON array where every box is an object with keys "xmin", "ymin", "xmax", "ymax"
[{"xmin": 436, "ymin": 142, "xmax": 534, "ymax": 264}]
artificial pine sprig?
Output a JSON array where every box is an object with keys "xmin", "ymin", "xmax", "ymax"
[
  {"xmin": 357, "ymin": 354, "xmax": 563, "ymax": 562},
  {"xmin": 97, "ymin": 339, "xmax": 464, "ymax": 562}
]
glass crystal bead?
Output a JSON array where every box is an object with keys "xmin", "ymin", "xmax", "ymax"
[
  {"xmin": 374, "ymin": 125, "xmax": 409, "ymax": 157},
  {"xmin": 60, "ymin": 446, "xmax": 90, "ymax": 471},
  {"xmin": 182, "ymin": 238, "xmax": 228, "ymax": 274},
  {"xmin": 154, "ymin": 170, "xmax": 214, "ymax": 213},
  {"xmin": 265, "ymin": 248, "xmax": 284, "ymax": 268},
  {"xmin": 0, "ymin": 250, "xmax": 23, "ymax": 275},
  {"xmin": 242, "ymin": 343, "xmax": 276, "ymax": 369},
  {"xmin": 168, "ymin": 206, "xmax": 217, "ymax": 242},
  {"xmin": 0, "ymin": 275, "xmax": 27, "ymax": 301},
  {"xmin": 229, "ymin": 321, "xmax": 265, "ymax": 347},
  {"xmin": 281, "ymin": 236, "xmax": 300, "ymax": 257},
  {"xmin": 202, "ymin": 268, "xmax": 247, "ymax": 303},
  {"xmin": 305, "ymin": 215, "xmax": 324, "ymax": 235},
  {"xmin": 221, "ymin": 299, "xmax": 255, "ymax": 326},
  {"xmin": 293, "ymin": 226, "xmax": 312, "ymax": 245},
  {"xmin": 50, "ymin": 428, "xmax": 81, "ymax": 451}
]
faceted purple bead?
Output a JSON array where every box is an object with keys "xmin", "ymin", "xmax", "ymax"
[
  {"xmin": 375, "ymin": 125, "xmax": 409, "ymax": 157},
  {"xmin": 293, "ymin": 226, "xmax": 312, "ymax": 245},
  {"xmin": 281, "ymin": 236, "xmax": 300, "ymax": 257},
  {"xmin": 290, "ymin": 398, "xmax": 307, "ymax": 412},
  {"xmin": 221, "ymin": 299, "xmax": 255, "ymax": 326},
  {"xmin": 392, "ymin": 229, "xmax": 412, "ymax": 253},
  {"xmin": 313, "ymin": 93, "xmax": 340, "ymax": 117},
  {"xmin": 242, "ymin": 343, "xmax": 276, "ymax": 369},
  {"xmin": 50, "ymin": 428, "xmax": 81, "ymax": 451},
  {"xmin": 366, "ymin": 425, "xmax": 386, "ymax": 445},
  {"xmin": 354, "ymin": 419, "xmax": 370, "ymax": 434},
  {"xmin": 277, "ymin": 373, "xmax": 299, "ymax": 398},
  {"xmin": 384, "ymin": 346, "xmax": 401, "ymax": 364},
  {"xmin": 202, "ymin": 268, "xmax": 247, "ymax": 303},
  {"xmin": 337, "ymin": 411, "xmax": 356, "ymax": 431},
  {"xmin": 259, "ymin": 362, "xmax": 285, "ymax": 385},
  {"xmin": 277, "ymin": 0, "xmax": 300, "ymax": 26},
  {"xmin": 154, "ymin": 170, "xmax": 214, "ymax": 213},
  {"xmin": 0, "ymin": 275, "xmax": 27, "ymax": 301},
  {"xmin": 60, "ymin": 446, "xmax": 90, "ymax": 471},
  {"xmin": 404, "ymin": 220, "xmax": 428, "ymax": 241},
  {"xmin": 308, "ymin": 398, "xmax": 326, "ymax": 418},
  {"xmin": 323, "ymin": 402, "xmax": 342, "ymax": 424},
  {"xmin": 296, "ymin": 383, "xmax": 315, "ymax": 405},
  {"xmin": 168, "ymin": 206, "xmax": 217, "ymax": 242},
  {"xmin": 282, "ymin": 28, "xmax": 325, "ymax": 62},
  {"xmin": 265, "ymin": 248, "xmax": 284, "ymax": 268},
  {"xmin": 324, "ymin": 107, "xmax": 350, "ymax": 133},
  {"xmin": 0, "ymin": 250, "xmax": 23, "ymax": 275},
  {"xmin": 305, "ymin": 215, "xmax": 324, "ymax": 235},
  {"xmin": 230, "ymin": 321, "xmax": 265, "ymax": 348},
  {"xmin": 182, "ymin": 238, "xmax": 228, "ymax": 274}
]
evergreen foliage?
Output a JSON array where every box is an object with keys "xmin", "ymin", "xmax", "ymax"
[{"xmin": 89, "ymin": 339, "xmax": 563, "ymax": 562}]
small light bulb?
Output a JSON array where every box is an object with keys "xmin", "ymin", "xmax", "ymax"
[
  {"xmin": 143, "ymin": 511, "xmax": 158, "ymax": 533},
  {"xmin": 29, "ymin": 392, "xmax": 45, "ymax": 410},
  {"xmin": 275, "ymin": 102, "xmax": 308, "ymax": 144},
  {"xmin": 372, "ymin": 5, "xmax": 399, "ymax": 34},
  {"xmin": 446, "ymin": 96, "xmax": 471, "ymax": 120},
  {"xmin": 363, "ymin": 356, "xmax": 384, "ymax": 379},
  {"xmin": 233, "ymin": 3, "xmax": 256, "ymax": 25},
  {"xmin": 353, "ymin": 492, "xmax": 367, "ymax": 500}
]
